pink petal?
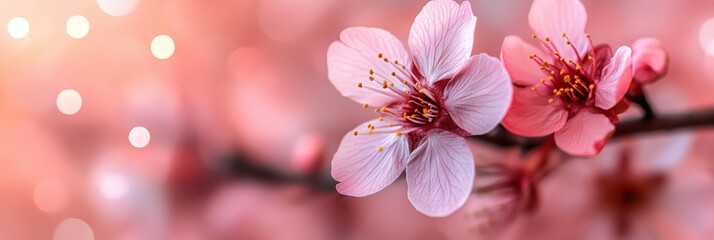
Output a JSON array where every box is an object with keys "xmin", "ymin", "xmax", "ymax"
[
  {"xmin": 501, "ymin": 35, "xmax": 548, "ymax": 86},
  {"xmin": 632, "ymin": 38, "xmax": 668, "ymax": 83},
  {"xmin": 327, "ymin": 27, "xmax": 410, "ymax": 106},
  {"xmin": 406, "ymin": 129, "xmax": 474, "ymax": 217},
  {"xmin": 443, "ymin": 54, "xmax": 513, "ymax": 135},
  {"xmin": 528, "ymin": 0, "xmax": 588, "ymax": 61},
  {"xmin": 408, "ymin": 0, "xmax": 476, "ymax": 83},
  {"xmin": 594, "ymin": 46, "xmax": 633, "ymax": 110},
  {"xmin": 554, "ymin": 110, "xmax": 614, "ymax": 156},
  {"xmin": 332, "ymin": 119, "xmax": 410, "ymax": 197},
  {"xmin": 501, "ymin": 87, "xmax": 568, "ymax": 137}
]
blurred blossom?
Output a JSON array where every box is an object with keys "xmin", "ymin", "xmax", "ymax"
[
  {"xmin": 290, "ymin": 132, "xmax": 326, "ymax": 173},
  {"xmin": 436, "ymin": 141, "xmax": 563, "ymax": 239},
  {"xmin": 503, "ymin": 132, "xmax": 714, "ymax": 239}
]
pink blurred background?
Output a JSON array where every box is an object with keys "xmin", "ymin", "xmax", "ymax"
[{"xmin": 2, "ymin": 0, "xmax": 714, "ymax": 239}]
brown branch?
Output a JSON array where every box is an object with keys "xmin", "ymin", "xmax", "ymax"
[
  {"xmin": 220, "ymin": 108, "xmax": 714, "ymax": 191},
  {"xmin": 613, "ymin": 108, "xmax": 714, "ymax": 137}
]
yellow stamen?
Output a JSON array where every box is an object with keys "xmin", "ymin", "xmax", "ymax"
[
  {"xmin": 548, "ymin": 98, "xmax": 554, "ymax": 104},
  {"xmin": 377, "ymin": 53, "xmax": 383, "ymax": 58},
  {"xmin": 377, "ymin": 146, "xmax": 384, "ymax": 152},
  {"xmin": 353, "ymin": 130, "xmax": 358, "ymax": 136},
  {"xmin": 363, "ymin": 103, "xmax": 369, "ymax": 109},
  {"xmin": 395, "ymin": 131, "xmax": 402, "ymax": 137},
  {"xmin": 357, "ymin": 82, "xmax": 363, "ymax": 88}
]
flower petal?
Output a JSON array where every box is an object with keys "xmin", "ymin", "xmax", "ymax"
[
  {"xmin": 595, "ymin": 46, "xmax": 633, "ymax": 110},
  {"xmin": 408, "ymin": 0, "xmax": 476, "ymax": 83},
  {"xmin": 554, "ymin": 110, "xmax": 614, "ymax": 156},
  {"xmin": 444, "ymin": 54, "xmax": 513, "ymax": 135},
  {"xmin": 501, "ymin": 35, "xmax": 548, "ymax": 86},
  {"xmin": 632, "ymin": 38, "xmax": 668, "ymax": 83},
  {"xmin": 406, "ymin": 129, "xmax": 474, "ymax": 217},
  {"xmin": 502, "ymin": 87, "xmax": 568, "ymax": 137},
  {"xmin": 331, "ymin": 119, "xmax": 410, "ymax": 197},
  {"xmin": 528, "ymin": 0, "xmax": 588, "ymax": 61},
  {"xmin": 327, "ymin": 27, "xmax": 410, "ymax": 106}
]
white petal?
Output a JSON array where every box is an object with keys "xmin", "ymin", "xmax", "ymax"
[
  {"xmin": 408, "ymin": 0, "xmax": 476, "ymax": 83},
  {"xmin": 406, "ymin": 129, "xmax": 474, "ymax": 217},
  {"xmin": 327, "ymin": 27, "xmax": 410, "ymax": 106},
  {"xmin": 444, "ymin": 54, "xmax": 513, "ymax": 135},
  {"xmin": 331, "ymin": 119, "xmax": 409, "ymax": 197}
]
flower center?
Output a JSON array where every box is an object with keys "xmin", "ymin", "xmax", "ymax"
[
  {"xmin": 352, "ymin": 53, "xmax": 442, "ymax": 150},
  {"xmin": 528, "ymin": 33, "xmax": 600, "ymax": 106}
]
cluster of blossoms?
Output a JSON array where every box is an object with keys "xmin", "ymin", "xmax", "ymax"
[{"xmin": 326, "ymin": 0, "xmax": 670, "ymax": 218}]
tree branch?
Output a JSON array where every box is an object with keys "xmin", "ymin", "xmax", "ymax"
[
  {"xmin": 613, "ymin": 108, "xmax": 714, "ymax": 137},
  {"xmin": 473, "ymin": 107, "xmax": 714, "ymax": 147},
  {"xmin": 221, "ymin": 108, "xmax": 714, "ymax": 191}
]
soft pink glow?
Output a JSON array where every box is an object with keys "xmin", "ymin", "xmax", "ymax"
[{"xmin": 34, "ymin": 179, "xmax": 69, "ymax": 213}]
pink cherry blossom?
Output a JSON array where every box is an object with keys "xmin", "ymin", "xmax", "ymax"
[
  {"xmin": 631, "ymin": 38, "xmax": 669, "ymax": 84},
  {"xmin": 327, "ymin": 0, "xmax": 513, "ymax": 217},
  {"xmin": 500, "ymin": 0, "xmax": 633, "ymax": 156}
]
